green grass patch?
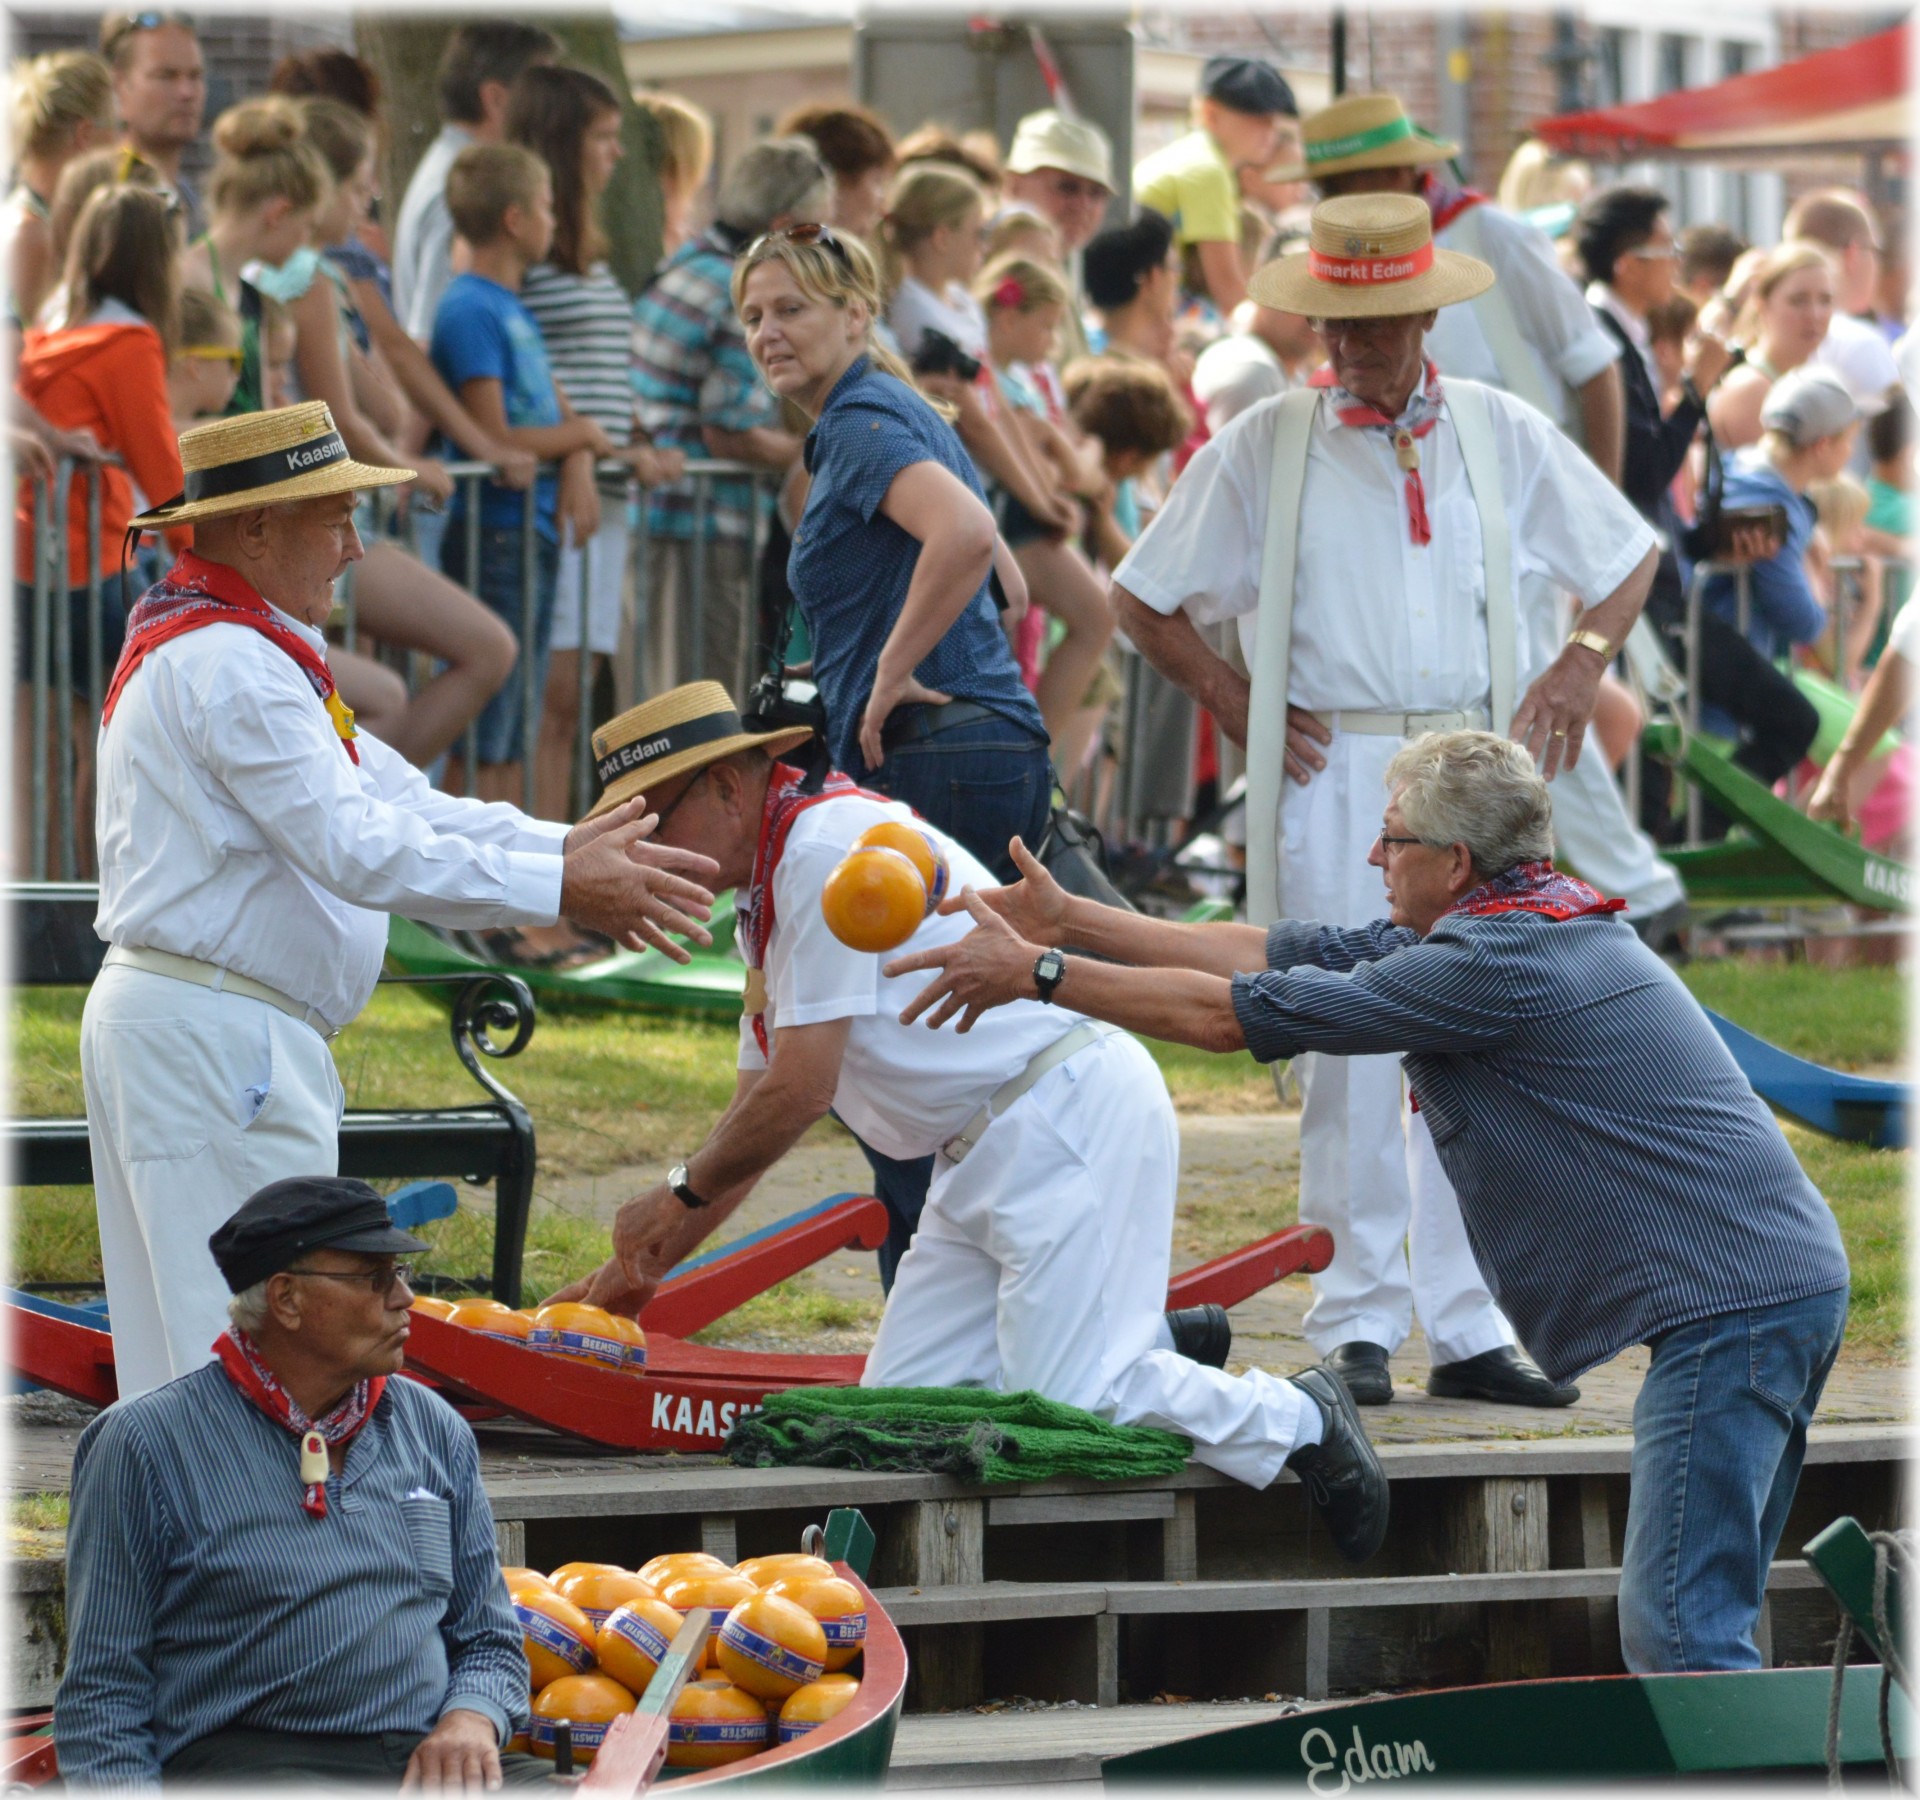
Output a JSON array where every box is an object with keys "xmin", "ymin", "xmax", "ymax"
[
  {"xmin": 1786, "ymin": 1124, "xmax": 1908, "ymax": 1355},
  {"xmin": 1676, "ymin": 961, "xmax": 1905, "ymax": 1070},
  {"xmin": 11, "ymin": 1492, "xmax": 68, "ymax": 1532}
]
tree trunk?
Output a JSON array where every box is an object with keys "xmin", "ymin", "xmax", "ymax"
[{"xmin": 354, "ymin": 12, "xmax": 661, "ymax": 298}]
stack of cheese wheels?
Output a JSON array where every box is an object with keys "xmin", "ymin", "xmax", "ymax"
[
  {"xmin": 735, "ymin": 1552, "xmax": 834, "ymax": 1588},
  {"xmin": 714, "ymin": 1590, "xmax": 828, "ymax": 1702},
  {"xmin": 553, "ymin": 1567, "xmax": 661, "ymax": 1632},
  {"xmin": 766, "ymin": 1570, "xmax": 868, "ymax": 1671},
  {"xmin": 639, "ymin": 1550, "xmax": 729, "ymax": 1588},
  {"xmin": 661, "ymin": 1567, "xmax": 757, "ymax": 1669},
  {"xmin": 528, "ymin": 1301, "xmax": 627, "ymax": 1371},
  {"xmin": 597, "ymin": 1594, "xmax": 690, "ymax": 1693},
  {"xmin": 409, "ymin": 1294, "xmax": 456, "ymax": 1320},
  {"xmin": 529, "ymin": 1672, "xmax": 635, "ymax": 1765},
  {"xmin": 666, "ymin": 1678, "xmax": 769, "ymax": 1768},
  {"xmin": 604, "ymin": 1313, "xmax": 648, "ymax": 1372},
  {"xmin": 510, "ymin": 1584, "xmax": 598, "ymax": 1690},
  {"xmin": 778, "ymin": 1672, "xmax": 861, "ymax": 1743},
  {"xmin": 820, "ymin": 820, "xmax": 950, "ymax": 954},
  {"xmin": 446, "ymin": 1298, "xmax": 531, "ymax": 1345}
]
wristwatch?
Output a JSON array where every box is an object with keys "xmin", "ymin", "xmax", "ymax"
[
  {"xmin": 668, "ymin": 1162, "xmax": 708, "ymax": 1209},
  {"xmin": 1566, "ymin": 626, "xmax": 1615, "ymax": 660},
  {"xmin": 1032, "ymin": 948, "xmax": 1067, "ymax": 1004}
]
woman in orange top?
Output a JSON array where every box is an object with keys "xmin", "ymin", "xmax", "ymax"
[{"xmin": 13, "ymin": 182, "xmax": 189, "ymax": 874}]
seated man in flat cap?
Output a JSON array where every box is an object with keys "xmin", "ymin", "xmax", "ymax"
[
  {"xmin": 87, "ymin": 401, "xmax": 721, "ymax": 1402},
  {"xmin": 56, "ymin": 1176, "xmax": 543, "ymax": 1790}
]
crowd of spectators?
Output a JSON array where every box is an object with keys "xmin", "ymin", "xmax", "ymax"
[{"xmin": 9, "ymin": 13, "xmax": 1914, "ymax": 906}]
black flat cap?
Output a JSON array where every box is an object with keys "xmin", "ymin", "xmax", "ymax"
[
  {"xmin": 209, "ymin": 1176, "xmax": 429, "ymax": 1294},
  {"xmin": 1202, "ymin": 56, "xmax": 1297, "ymax": 118}
]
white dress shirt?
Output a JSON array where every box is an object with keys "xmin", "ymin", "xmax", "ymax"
[
  {"xmin": 94, "ymin": 598, "xmax": 567, "ymax": 1032},
  {"xmin": 736, "ymin": 795, "xmax": 1091, "ymax": 1163},
  {"xmin": 1812, "ymin": 311, "xmax": 1900, "ymax": 401},
  {"xmin": 1113, "ymin": 382, "xmax": 1654, "ymax": 712},
  {"xmin": 391, "ymin": 124, "xmax": 474, "ymax": 343},
  {"xmin": 1191, "ymin": 333, "xmax": 1292, "ymax": 435},
  {"xmin": 1428, "ymin": 202, "xmax": 1621, "ymax": 426}
]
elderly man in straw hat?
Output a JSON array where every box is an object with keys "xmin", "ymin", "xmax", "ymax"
[
  {"xmin": 549, "ymin": 683, "xmax": 1389, "ymax": 1555},
  {"xmin": 1300, "ymin": 93, "xmax": 1693, "ymax": 953},
  {"xmin": 85, "ymin": 402, "xmax": 720, "ymax": 1399},
  {"xmin": 1111, "ymin": 193, "xmax": 1658, "ymax": 1409}
]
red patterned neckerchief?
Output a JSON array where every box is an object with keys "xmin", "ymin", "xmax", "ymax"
[
  {"xmin": 213, "ymin": 1326, "xmax": 385, "ymax": 1518},
  {"xmin": 737, "ymin": 760, "xmax": 888, "ymax": 1057},
  {"xmin": 1311, "ymin": 357, "xmax": 1446, "ymax": 546},
  {"xmin": 1438, "ymin": 859, "xmax": 1627, "ymax": 924},
  {"xmin": 103, "ymin": 550, "xmax": 360, "ymax": 762},
  {"xmin": 1420, "ymin": 168, "xmax": 1488, "ymax": 235}
]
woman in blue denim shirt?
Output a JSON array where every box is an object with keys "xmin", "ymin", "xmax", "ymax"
[{"xmin": 731, "ymin": 224, "xmax": 1051, "ymax": 884}]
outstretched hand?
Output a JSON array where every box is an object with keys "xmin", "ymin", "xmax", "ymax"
[
  {"xmin": 932, "ymin": 834, "xmax": 1069, "ymax": 945},
  {"xmin": 884, "ymin": 888, "xmax": 1039, "ymax": 1032},
  {"xmin": 559, "ymin": 803, "xmax": 719, "ymax": 963}
]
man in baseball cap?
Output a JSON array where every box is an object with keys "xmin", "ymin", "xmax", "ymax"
[
  {"xmin": 1690, "ymin": 364, "xmax": 1876, "ymax": 804},
  {"xmin": 1134, "ymin": 54, "xmax": 1301, "ymax": 313},
  {"xmin": 1002, "ymin": 108, "xmax": 1117, "ymax": 364}
]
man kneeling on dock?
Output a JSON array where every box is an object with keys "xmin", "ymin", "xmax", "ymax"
[
  {"xmin": 56, "ymin": 1178, "xmax": 542, "ymax": 1789},
  {"xmin": 890, "ymin": 729, "xmax": 1850, "ymax": 1675},
  {"xmin": 553, "ymin": 684, "xmax": 1387, "ymax": 1558}
]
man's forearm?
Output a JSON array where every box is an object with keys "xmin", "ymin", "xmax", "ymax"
[
  {"xmin": 1114, "ymin": 587, "xmax": 1250, "ymax": 744},
  {"xmin": 1049, "ymin": 955, "xmax": 1246, "ymax": 1053},
  {"xmin": 1056, "ymin": 891, "xmax": 1269, "ymax": 979},
  {"xmin": 1574, "ymin": 543, "xmax": 1658, "ymax": 647},
  {"xmin": 688, "ymin": 1071, "xmax": 833, "ymax": 1200},
  {"xmin": 703, "ymin": 424, "xmax": 803, "ymax": 470},
  {"xmin": 1580, "ymin": 364, "xmax": 1625, "ymax": 487}
]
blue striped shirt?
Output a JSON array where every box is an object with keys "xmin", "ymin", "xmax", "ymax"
[
  {"xmin": 55, "ymin": 1364, "xmax": 529, "ymax": 1786},
  {"xmin": 1231, "ymin": 911, "xmax": 1849, "ymax": 1382}
]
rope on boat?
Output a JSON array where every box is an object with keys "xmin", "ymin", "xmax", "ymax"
[{"xmin": 1824, "ymin": 1527, "xmax": 1914, "ymax": 1788}]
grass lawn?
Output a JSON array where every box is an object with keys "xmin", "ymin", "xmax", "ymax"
[{"xmin": 9, "ymin": 956, "xmax": 1907, "ymax": 1350}]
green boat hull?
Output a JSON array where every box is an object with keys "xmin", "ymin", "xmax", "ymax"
[
  {"xmin": 1104, "ymin": 1666, "xmax": 1909, "ymax": 1784},
  {"xmin": 386, "ymin": 909, "xmax": 746, "ymax": 1016}
]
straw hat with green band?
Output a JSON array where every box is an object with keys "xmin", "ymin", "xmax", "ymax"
[
  {"xmin": 129, "ymin": 400, "xmax": 414, "ymax": 532},
  {"xmin": 1250, "ymin": 192, "xmax": 1493, "ymax": 319},
  {"xmin": 1292, "ymin": 93, "xmax": 1458, "ymax": 182},
  {"xmin": 587, "ymin": 682, "xmax": 814, "ymax": 821}
]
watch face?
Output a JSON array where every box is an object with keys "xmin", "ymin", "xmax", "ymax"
[{"xmin": 668, "ymin": 1163, "xmax": 688, "ymax": 1190}]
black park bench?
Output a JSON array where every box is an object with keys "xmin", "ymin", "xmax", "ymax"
[{"xmin": 6, "ymin": 883, "xmax": 540, "ymax": 1305}]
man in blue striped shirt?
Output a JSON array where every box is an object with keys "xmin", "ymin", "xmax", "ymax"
[
  {"xmin": 890, "ymin": 730, "xmax": 1850, "ymax": 1675},
  {"xmin": 55, "ymin": 1178, "xmax": 537, "ymax": 1788}
]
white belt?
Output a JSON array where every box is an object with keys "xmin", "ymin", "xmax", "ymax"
[
  {"xmin": 940, "ymin": 1021, "xmax": 1123, "ymax": 1165},
  {"xmin": 1309, "ymin": 707, "xmax": 1492, "ymax": 738},
  {"xmin": 104, "ymin": 944, "xmax": 342, "ymax": 1040}
]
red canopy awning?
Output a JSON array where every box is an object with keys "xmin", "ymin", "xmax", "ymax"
[{"xmin": 1536, "ymin": 22, "xmax": 1911, "ymax": 161}]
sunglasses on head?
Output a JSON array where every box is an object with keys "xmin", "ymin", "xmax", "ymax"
[
  {"xmin": 102, "ymin": 11, "xmax": 184, "ymax": 58},
  {"xmin": 747, "ymin": 222, "xmax": 853, "ymax": 269}
]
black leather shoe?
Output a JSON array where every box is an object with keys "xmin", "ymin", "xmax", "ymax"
[
  {"xmin": 1427, "ymin": 1345, "xmax": 1580, "ymax": 1407},
  {"xmin": 1164, "ymin": 1305, "xmax": 1231, "ymax": 1369},
  {"xmin": 1285, "ymin": 1364, "xmax": 1390, "ymax": 1563},
  {"xmin": 1324, "ymin": 1339, "xmax": 1393, "ymax": 1405}
]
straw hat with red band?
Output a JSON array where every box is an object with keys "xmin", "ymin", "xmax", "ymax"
[
  {"xmin": 129, "ymin": 400, "xmax": 414, "ymax": 532},
  {"xmin": 1249, "ymin": 193, "xmax": 1493, "ymax": 320},
  {"xmin": 1294, "ymin": 93, "xmax": 1458, "ymax": 181},
  {"xmin": 586, "ymin": 682, "xmax": 814, "ymax": 821}
]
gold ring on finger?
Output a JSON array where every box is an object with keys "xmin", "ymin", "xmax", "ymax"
[{"xmin": 1552, "ymin": 728, "xmax": 1568, "ymax": 738}]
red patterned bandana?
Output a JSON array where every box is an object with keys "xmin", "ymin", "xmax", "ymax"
[
  {"xmin": 103, "ymin": 550, "xmax": 359, "ymax": 762},
  {"xmin": 213, "ymin": 1327, "xmax": 385, "ymax": 1518},
  {"xmin": 1439, "ymin": 859, "xmax": 1627, "ymax": 924},
  {"xmin": 736, "ymin": 761, "xmax": 888, "ymax": 1058},
  {"xmin": 1313, "ymin": 357, "xmax": 1446, "ymax": 546}
]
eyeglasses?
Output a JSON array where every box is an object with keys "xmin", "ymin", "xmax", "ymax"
[
  {"xmin": 284, "ymin": 1262, "xmax": 415, "ymax": 1299},
  {"xmin": 179, "ymin": 345, "xmax": 244, "ymax": 367},
  {"xmin": 1310, "ymin": 315, "xmax": 1408, "ymax": 340},
  {"xmin": 1376, "ymin": 831, "xmax": 1436, "ymax": 855},
  {"xmin": 650, "ymin": 767, "xmax": 710, "ymax": 834},
  {"xmin": 746, "ymin": 222, "xmax": 853, "ymax": 270}
]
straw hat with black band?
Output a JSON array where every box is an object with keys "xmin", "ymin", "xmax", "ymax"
[
  {"xmin": 1250, "ymin": 192, "xmax": 1493, "ymax": 320},
  {"xmin": 588, "ymin": 682, "xmax": 814, "ymax": 821},
  {"xmin": 129, "ymin": 400, "xmax": 413, "ymax": 533}
]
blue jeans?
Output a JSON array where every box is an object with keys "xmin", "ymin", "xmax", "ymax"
[
  {"xmin": 868, "ymin": 703, "xmax": 1052, "ymax": 883},
  {"xmin": 1619, "ymin": 1284, "xmax": 1849, "ymax": 1673},
  {"xmin": 441, "ymin": 523, "xmax": 557, "ymax": 765}
]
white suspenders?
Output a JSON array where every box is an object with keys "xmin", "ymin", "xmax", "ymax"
[{"xmin": 1243, "ymin": 381, "xmax": 1518, "ymax": 926}]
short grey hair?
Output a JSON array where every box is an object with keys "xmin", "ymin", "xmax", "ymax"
[
  {"xmin": 1384, "ymin": 730, "xmax": 1554, "ymax": 877},
  {"xmin": 227, "ymin": 1279, "xmax": 272, "ymax": 1332},
  {"xmin": 715, "ymin": 137, "xmax": 833, "ymax": 236}
]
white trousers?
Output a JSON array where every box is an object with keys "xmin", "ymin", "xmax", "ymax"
[
  {"xmin": 1278, "ymin": 734, "xmax": 1515, "ymax": 1366},
  {"xmin": 1522, "ymin": 573, "xmax": 1682, "ymax": 916},
  {"xmin": 863, "ymin": 1031, "xmax": 1310, "ymax": 1489},
  {"xmin": 80, "ymin": 965, "xmax": 343, "ymax": 1399}
]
